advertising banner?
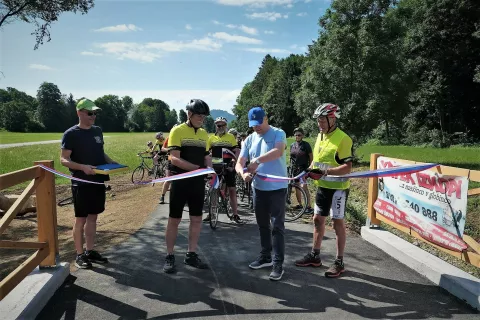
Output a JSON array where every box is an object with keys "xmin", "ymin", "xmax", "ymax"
[{"xmin": 374, "ymin": 157, "xmax": 468, "ymax": 252}]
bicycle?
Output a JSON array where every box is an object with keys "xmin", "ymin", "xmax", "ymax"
[
  {"xmin": 285, "ymin": 166, "xmax": 309, "ymax": 222},
  {"xmin": 235, "ymin": 173, "xmax": 253, "ymax": 209},
  {"xmin": 205, "ymin": 163, "xmax": 235, "ymax": 230},
  {"xmin": 131, "ymin": 153, "xmax": 167, "ymax": 186}
]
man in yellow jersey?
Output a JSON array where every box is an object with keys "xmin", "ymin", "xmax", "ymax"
[
  {"xmin": 204, "ymin": 117, "xmax": 241, "ymax": 223},
  {"xmin": 163, "ymin": 99, "xmax": 212, "ymax": 274},
  {"xmin": 294, "ymin": 103, "xmax": 353, "ymax": 278}
]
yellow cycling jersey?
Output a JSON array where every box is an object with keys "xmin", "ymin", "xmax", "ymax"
[
  {"xmin": 208, "ymin": 132, "xmax": 238, "ymax": 163},
  {"xmin": 312, "ymin": 128, "xmax": 353, "ymax": 190},
  {"xmin": 168, "ymin": 123, "xmax": 209, "ymax": 174}
]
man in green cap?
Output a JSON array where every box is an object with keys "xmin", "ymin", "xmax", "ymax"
[{"xmin": 60, "ymin": 98, "xmax": 118, "ymax": 269}]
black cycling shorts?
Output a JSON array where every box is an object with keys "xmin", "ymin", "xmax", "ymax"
[
  {"xmin": 213, "ymin": 163, "xmax": 235, "ymax": 188},
  {"xmin": 71, "ymin": 184, "xmax": 106, "ymax": 218},
  {"xmin": 314, "ymin": 187, "xmax": 349, "ymax": 219},
  {"xmin": 169, "ymin": 176, "xmax": 204, "ymax": 219}
]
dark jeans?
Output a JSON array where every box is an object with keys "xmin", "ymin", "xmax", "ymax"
[{"xmin": 254, "ymin": 188, "xmax": 287, "ymax": 265}]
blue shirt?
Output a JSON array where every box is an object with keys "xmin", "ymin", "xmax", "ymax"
[{"xmin": 240, "ymin": 126, "xmax": 288, "ymax": 191}]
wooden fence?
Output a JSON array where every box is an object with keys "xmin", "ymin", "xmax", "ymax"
[
  {"xmin": 367, "ymin": 153, "xmax": 480, "ymax": 268},
  {"xmin": 0, "ymin": 160, "xmax": 59, "ymax": 300}
]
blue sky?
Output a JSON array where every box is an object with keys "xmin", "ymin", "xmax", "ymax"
[{"xmin": 1, "ymin": 0, "xmax": 329, "ymax": 113}]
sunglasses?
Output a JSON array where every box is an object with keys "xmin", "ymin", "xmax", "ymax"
[
  {"xmin": 86, "ymin": 111, "xmax": 98, "ymax": 116},
  {"xmin": 216, "ymin": 124, "xmax": 226, "ymax": 127},
  {"xmin": 294, "ymin": 134, "xmax": 303, "ymax": 137}
]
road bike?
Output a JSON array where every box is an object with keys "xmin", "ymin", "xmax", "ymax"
[{"xmin": 131, "ymin": 153, "xmax": 168, "ymax": 186}]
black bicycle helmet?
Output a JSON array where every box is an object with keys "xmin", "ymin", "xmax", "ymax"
[
  {"xmin": 185, "ymin": 99, "xmax": 210, "ymax": 116},
  {"xmin": 293, "ymin": 127, "xmax": 304, "ymax": 134}
]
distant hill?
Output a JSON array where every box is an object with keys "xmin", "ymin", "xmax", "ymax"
[{"xmin": 210, "ymin": 109, "xmax": 236, "ymax": 124}]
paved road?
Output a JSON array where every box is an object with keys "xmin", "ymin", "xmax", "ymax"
[
  {"xmin": 0, "ymin": 137, "xmax": 111, "ymax": 149},
  {"xmin": 0, "ymin": 140, "xmax": 63, "ymax": 149},
  {"xmin": 38, "ymin": 201, "xmax": 478, "ymax": 319}
]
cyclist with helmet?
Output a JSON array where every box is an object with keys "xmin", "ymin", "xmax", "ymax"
[
  {"xmin": 290, "ymin": 127, "xmax": 313, "ymax": 214},
  {"xmin": 294, "ymin": 103, "xmax": 353, "ymax": 278},
  {"xmin": 204, "ymin": 117, "xmax": 242, "ymax": 223},
  {"xmin": 159, "ymin": 124, "xmax": 180, "ymax": 204},
  {"xmin": 152, "ymin": 132, "xmax": 166, "ymax": 166},
  {"xmin": 163, "ymin": 99, "xmax": 212, "ymax": 274}
]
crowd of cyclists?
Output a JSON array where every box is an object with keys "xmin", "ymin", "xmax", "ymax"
[{"xmin": 136, "ymin": 117, "xmax": 316, "ymax": 222}]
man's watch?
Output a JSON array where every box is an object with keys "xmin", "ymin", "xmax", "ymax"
[{"xmin": 254, "ymin": 158, "xmax": 261, "ymax": 165}]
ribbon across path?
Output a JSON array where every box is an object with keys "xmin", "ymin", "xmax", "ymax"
[{"xmin": 38, "ymin": 162, "xmax": 438, "ymax": 188}]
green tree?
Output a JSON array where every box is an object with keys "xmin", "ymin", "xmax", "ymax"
[
  {"xmin": 2, "ymin": 101, "xmax": 29, "ymax": 132},
  {"xmin": 166, "ymin": 109, "xmax": 178, "ymax": 130},
  {"xmin": 36, "ymin": 82, "xmax": 64, "ymax": 131},
  {"xmin": 94, "ymin": 95, "xmax": 127, "ymax": 132},
  {"xmin": 203, "ymin": 116, "xmax": 215, "ymax": 133},
  {"xmin": 179, "ymin": 109, "xmax": 187, "ymax": 123},
  {"xmin": 0, "ymin": 0, "xmax": 95, "ymax": 49}
]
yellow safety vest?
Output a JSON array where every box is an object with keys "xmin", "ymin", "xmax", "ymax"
[{"xmin": 312, "ymin": 129, "xmax": 350, "ymax": 190}]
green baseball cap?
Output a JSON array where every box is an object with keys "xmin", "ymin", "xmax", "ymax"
[{"xmin": 76, "ymin": 98, "xmax": 101, "ymax": 111}]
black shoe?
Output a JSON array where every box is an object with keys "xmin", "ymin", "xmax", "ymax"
[
  {"xmin": 231, "ymin": 214, "xmax": 242, "ymax": 223},
  {"xmin": 184, "ymin": 252, "xmax": 208, "ymax": 269},
  {"xmin": 249, "ymin": 255, "xmax": 273, "ymax": 269},
  {"xmin": 85, "ymin": 250, "xmax": 109, "ymax": 264},
  {"xmin": 269, "ymin": 264, "xmax": 284, "ymax": 281},
  {"xmin": 295, "ymin": 252, "xmax": 322, "ymax": 267},
  {"xmin": 159, "ymin": 195, "xmax": 165, "ymax": 204},
  {"xmin": 203, "ymin": 215, "xmax": 211, "ymax": 222},
  {"xmin": 163, "ymin": 254, "xmax": 176, "ymax": 273},
  {"xmin": 75, "ymin": 254, "xmax": 92, "ymax": 269}
]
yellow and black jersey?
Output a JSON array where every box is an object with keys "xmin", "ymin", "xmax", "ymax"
[
  {"xmin": 168, "ymin": 123, "xmax": 209, "ymax": 174},
  {"xmin": 208, "ymin": 133, "xmax": 239, "ymax": 163}
]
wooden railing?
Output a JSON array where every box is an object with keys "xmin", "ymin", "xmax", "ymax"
[
  {"xmin": 0, "ymin": 160, "xmax": 59, "ymax": 300},
  {"xmin": 367, "ymin": 153, "xmax": 480, "ymax": 268}
]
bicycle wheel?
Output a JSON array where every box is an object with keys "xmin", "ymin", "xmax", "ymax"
[
  {"xmin": 221, "ymin": 192, "xmax": 233, "ymax": 219},
  {"xmin": 285, "ymin": 183, "xmax": 307, "ymax": 222},
  {"xmin": 132, "ymin": 166, "xmax": 147, "ymax": 184},
  {"xmin": 208, "ymin": 189, "xmax": 219, "ymax": 230}
]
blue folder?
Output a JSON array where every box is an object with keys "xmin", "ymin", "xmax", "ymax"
[{"xmin": 93, "ymin": 163, "xmax": 129, "ymax": 175}]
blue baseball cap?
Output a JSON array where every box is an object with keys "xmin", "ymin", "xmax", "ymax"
[{"xmin": 248, "ymin": 106, "xmax": 265, "ymax": 127}]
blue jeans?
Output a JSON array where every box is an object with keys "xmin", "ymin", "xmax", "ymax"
[{"xmin": 254, "ymin": 188, "xmax": 287, "ymax": 265}]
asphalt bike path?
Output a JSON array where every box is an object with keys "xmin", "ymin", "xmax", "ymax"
[{"xmin": 37, "ymin": 199, "xmax": 478, "ymax": 319}]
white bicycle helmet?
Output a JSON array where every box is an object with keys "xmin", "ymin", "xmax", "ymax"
[
  {"xmin": 312, "ymin": 103, "xmax": 341, "ymax": 119},
  {"xmin": 228, "ymin": 128, "xmax": 238, "ymax": 136},
  {"xmin": 215, "ymin": 116, "xmax": 228, "ymax": 124},
  {"xmin": 155, "ymin": 132, "xmax": 163, "ymax": 139}
]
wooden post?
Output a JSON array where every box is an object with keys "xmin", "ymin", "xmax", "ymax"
[
  {"xmin": 34, "ymin": 160, "xmax": 58, "ymax": 267},
  {"xmin": 366, "ymin": 153, "xmax": 382, "ymax": 227}
]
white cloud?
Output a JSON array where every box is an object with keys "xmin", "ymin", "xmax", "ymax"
[
  {"xmin": 289, "ymin": 44, "xmax": 307, "ymax": 52},
  {"xmin": 210, "ymin": 32, "xmax": 262, "ymax": 44},
  {"xmin": 217, "ymin": 0, "xmax": 293, "ymax": 7},
  {"xmin": 264, "ymin": 30, "xmax": 275, "ymax": 34},
  {"xmin": 297, "ymin": 12, "xmax": 307, "ymax": 16},
  {"xmin": 305, "ymin": 0, "xmax": 312, "ymax": 3},
  {"xmin": 285, "ymin": 3, "xmax": 294, "ymax": 8},
  {"xmin": 246, "ymin": 12, "xmax": 288, "ymax": 21},
  {"xmin": 29, "ymin": 64, "xmax": 53, "ymax": 70},
  {"xmin": 93, "ymin": 24, "xmax": 142, "ymax": 32},
  {"xmin": 244, "ymin": 48, "xmax": 290, "ymax": 54},
  {"xmin": 95, "ymin": 38, "xmax": 222, "ymax": 62},
  {"xmin": 185, "ymin": 24, "xmax": 192, "ymax": 30},
  {"xmin": 213, "ymin": 21, "xmax": 259, "ymax": 35},
  {"xmin": 238, "ymin": 25, "xmax": 258, "ymax": 35},
  {"xmin": 145, "ymin": 38, "xmax": 222, "ymax": 52},
  {"xmin": 81, "ymin": 51, "xmax": 103, "ymax": 56}
]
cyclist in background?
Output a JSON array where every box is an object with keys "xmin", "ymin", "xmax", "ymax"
[
  {"xmin": 204, "ymin": 117, "xmax": 242, "ymax": 223},
  {"xmin": 290, "ymin": 127, "xmax": 313, "ymax": 214}
]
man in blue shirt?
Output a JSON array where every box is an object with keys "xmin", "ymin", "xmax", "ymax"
[{"xmin": 235, "ymin": 106, "xmax": 288, "ymax": 281}]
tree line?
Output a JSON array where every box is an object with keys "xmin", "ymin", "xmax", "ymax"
[
  {"xmin": 230, "ymin": 0, "xmax": 480, "ymax": 147},
  {"xmin": 0, "ymin": 82, "xmax": 219, "ymax": 134}
]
